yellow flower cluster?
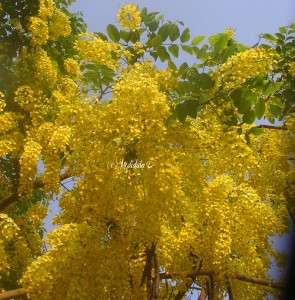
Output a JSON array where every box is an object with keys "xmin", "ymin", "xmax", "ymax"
[
  {"xmin": 33, "ymin": 49, "xmax": 58, "ymax": 87},
  {"xmin": 117, "ymin": 4, "xmax": 141, "ymax": 31},
  {"xmin": 0, "ymin": 202, "xmax": 48, "ymax": 291},
  {"xmin": 29, "ymin": 16, "xmax": 49, "ymax": 45},
  {"xmin": 19, "ymin": 139, "xmax": 42, "ymax": 195},
  {"xmin": 133, "ymin": 41, "xmax": 145, "ymax": 55},
  {"xmin": 155, "ymin": 69, "xmax": 178, "ymax": 90},
  {"xmin": 64, "ymin": 58, "xmax": 81, "ymax": 78},
  {"xmin": 0, "ymin": 112, "xmax": 15, "ymax": 133},
  {"xmin": 14, "ymin": 85, "xmax": 35, "ymax": 109},
  {"xmin": 285, "ymin": 61, "xmax": 295, "ymax": 76},
  {"xmin": 75, "ymin": 34, "xmax": 124, "ymax": 69},
  {"xmin": 29, "ymin": 2, "xmax": 70, "ymax": 45},
  {"xmin": 0, "ymin": 214, "xmax": 20, "ymax": 278},
  {"xmin": 224, "ymin": 27, "xmax": 235, "ymax": 40},
  {"xmin": 0, "ymin": 214, "xmax": 20, "ymax": 242},
  {"xmin": 48, "ymin": 8, "xmax": 72, "ymax": 40},
  {"xmin": 0, "ymin": 92, "xmax": 5, "ymax": 111},
  {"xmin": 2, "ymin": 3, "xmax": 291, "ymax": 298},
  {"xmin": 58, "ymin": 77, "xmax": 80, "ymax": 99},
  {"xmin": 213, "ymin": 48, "xmax": 277, "ymax": 91},
  {"xmin": 38, "ymin": 0, "xmax": 54, "ymax": 20},
  {"xmin": 48, "ymin": 126, "xmax": 71, "ymax": 152}
]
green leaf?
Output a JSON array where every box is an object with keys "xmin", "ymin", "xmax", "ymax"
[
  {"xmin": 199, "ymin": 73, "xmax": 215, "ymax": 90},
  {"xmin": 157, "ymin": 46, "xmax": 170, "ymax": 62},
  {"xmin": 248, "ymin": 127, "xmax": 264, "ymax": 136},
  {"xmin": 243, "ymin": 110, "xmax": 256, "ymax": 124},
  {"xmin": 255, "ymin": 98, "xmax": 265, "ymax": 120},
  {"xmin": 230, "ymin": 88, "xmax": 243, "ymax": 104},
  {"xmin": 130, "ymin": 31, "xmax": 140, "ymax": 43},
  {"xmin": 236, "ymin": 43, "xmax": 249, "ymax": 52},
  {"xmin": 220, "ymin": 44, "xmax": 237, "ymax": 61},
  {"xmin": 213, "ymin": 34, "xmax": 228, "ymax": 53},
  {"xmin": 168, "ymin": 44, "xmax": 179, "ymax": 58},
  {"xmin": 267, "ymin": 115, "xmax": 275, "ymax": 124},
  {"xmin": 208, "ymin": 34, "xmax": 219, "ymax": 45},
  {"xmin": 275, "ymin": 32, "xmax": 285, "ymax": 41},
  {"xmin": 140, "ymin": 7, "xmax": 148, "ymax": 20},
  {"xmin": 279, "ymin": 26, "xmax": 287, "ymax": 34},
  {"xmin": 149, "ymin": 51, "xmax": 158, "ymax": 61},
  {"xmin": 269, "ymin": 104, "xmax": 281, "ymax": 117},
  {"xmin": 176, "ymin": 100, "xmax": 199, "ymax": 123},
  {"xmin": 120, "ymin": 30, "xmax": 130, "ymax": 43},
  {"xmin": 262, "ymin": 33, "xmax": 277, "ymax": 43},
  {"xmin": 158, "ymin": 23, "xmax": 170, "ymax": 41},
  {"xmin": 178, "ymin": 62, "xmax": 189, "ymax": 76},
  {"xmin": 180, "ymin": 28, "xmax": 190, "ymax": 43},
  {"xmin": 151, "ymin": 35, "xmax": 163, "ymax": 48},
  {"xmin": 168, "ymin": 60, "xmax": 177, "ymax": 71},
  {"xmin": 94, "ymin": 32, "xmax": 108, "ymax": 41},
  {"xmin": 176, "ymin": 101, "xmax": 187, "ymax": 123},
  {"xmin": 191, "ymin": 35, "xmax": 205, "ymax": 46},
  {"xmin": 185, "ymin": 100, "xmax": 199, "ymax": 118},
  {"xmin": 245, "ymin": 132, "xmax": 251, "ymax": 144},
  {"xmin": 148, "ymin": 20, "xmax": 159, "ymax": 32},
  {"xmin": 237, "ymin": 100, "xmax": 252, "ymax": 114},
  {"xmin": 181, "ymin": 45, "xmax": 193, "ymax": 55},
  {"xmin": 270, "ymin": 97, "xmax": 284, "ymax": 108},
  {"xmin": 263, "ymin": 82, "xmax": 283, "ymax": 95},
  {"xmin": 107, "ymin": 24, "xmax": 120, "ymax": 42},
  {"xmin": 225, "ymin": 116, "xmax": 238, "ymax": 127},
  {"xmin": 169, "ymin": 24, "xmax": 180, "ymax": 42}
]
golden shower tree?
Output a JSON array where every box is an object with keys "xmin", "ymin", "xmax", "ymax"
[{"xmin": 0, "ymin": 1, "xmax": 294, "ymax": 299}]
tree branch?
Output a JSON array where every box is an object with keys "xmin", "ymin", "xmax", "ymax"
[
  {"xmin": 159, "ymin": 270, "xmax": 285, "ymax": 290},
  {"xmin": 256, "ymin": 124, "xmax": 287, "ymax": 130},
  {"xmin": 197, "ymin": 287, "xmax": 207, "ymax": 300},
  {"xmin": 0, "ymin": 288, "xmax": 26, "ymax": 300},
  {"xmin": 233, "ymin": 273, "xmax": 284, "ymax": 290},
  {"xmin": 0, "ymin": 173, "xmax": 71, "ymax": 212},
  {"xmin": 0, "ymin": 270, "xmax": 285, "ymax": 299}
]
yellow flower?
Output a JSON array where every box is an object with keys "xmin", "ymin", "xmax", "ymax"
[
  {"xmin": 75, "ymin": 33, "xmax": 123, "ymax": 69},
  {"xmin": 48, "ymin": 8, "xmax": 71, "ymax": 39},
  {"xmin": 117, "ymin": 4, "xmax": 141, "ymax": 31},
  {"xmin": 0, "ymin": 92, "xmax": 5, "ymax": 112},
  {"xmin": 38, "ymin": 0, "xmax": 54, "ymax": 20},
  {"xmin": 224, "ymin": 27, "xmax": 235, "ymax": 40},
  {"xmin": 28, "ymin": 17, "xmax": 49, "ymax": 45},
  {"xmin": 64, "ymin": 58, "xmax": 81, "ymax": 78},
  {"xmin": 285, "ymin": 62, "xmax": 295, "ymax": 76}
]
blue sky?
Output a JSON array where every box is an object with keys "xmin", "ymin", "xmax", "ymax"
[{"xmin": 70, "ymin": 0, "xmax": 295, "ymax": 46}]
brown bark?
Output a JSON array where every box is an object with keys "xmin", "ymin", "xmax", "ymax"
[
  {"xmin": 197, "ymin": 287, "xmax": 207, "ymax": 300},
  {"xmin": 0, "ymin": 288, "xmax": 26, "ymax": 300},
  {"xmin": 0, "ymin": 270, "xmax": 285, "ymax": 299},
  {"xmin": 0, "ymin": 173, "xmax": 71, "ymax": 212},
  {"xmin": 233, "ymin": 273, "xmax": 284, "ymax": 290},
  {"xmin": 159, "ymin": 270, "xmax": 285, "ymax": 290},
  {"xmin": 256, "ymin": 124, "xmax": 287, "ymax": 130}
]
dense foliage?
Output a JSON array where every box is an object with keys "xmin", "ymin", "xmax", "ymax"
[{"xmin": 0, "ymin": 1, "xmax": 294, "ymax": 299}]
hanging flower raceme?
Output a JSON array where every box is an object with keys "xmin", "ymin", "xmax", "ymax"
[
  {"xmin": 48, "ymin": 8, "xmax": 72, "ymax": 39},
  {"xmin": 33, "ymin": 49, "xmax": 58, "ymax": 87},
  {"xmin": 64, "ymin": 58, "xmax": 81, "ymax": 78},
  {"xmin": 38, "ymin": 0, "xmax": 54, "ymax": 20},
  {"xmin": 28, "ymin": 16, "xmax": 49, "ymax": 45},
  {"xmin": 212, "ymin": 48, "xmax": 278, "ymax": 91},
  {"xmin": 19, "ymin": 139, "xmax": 42, "ymax": 195},
  {"xmin": 224, "ymin": 27, "xmax": 235, "ymax": 40},
  {"xmin": 75, "ymin": 33, "xmax": 124, "ymax": 69},
  {"xmin": 117, "ymin": 3, "xmax": 141, "ymax": 31}
]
